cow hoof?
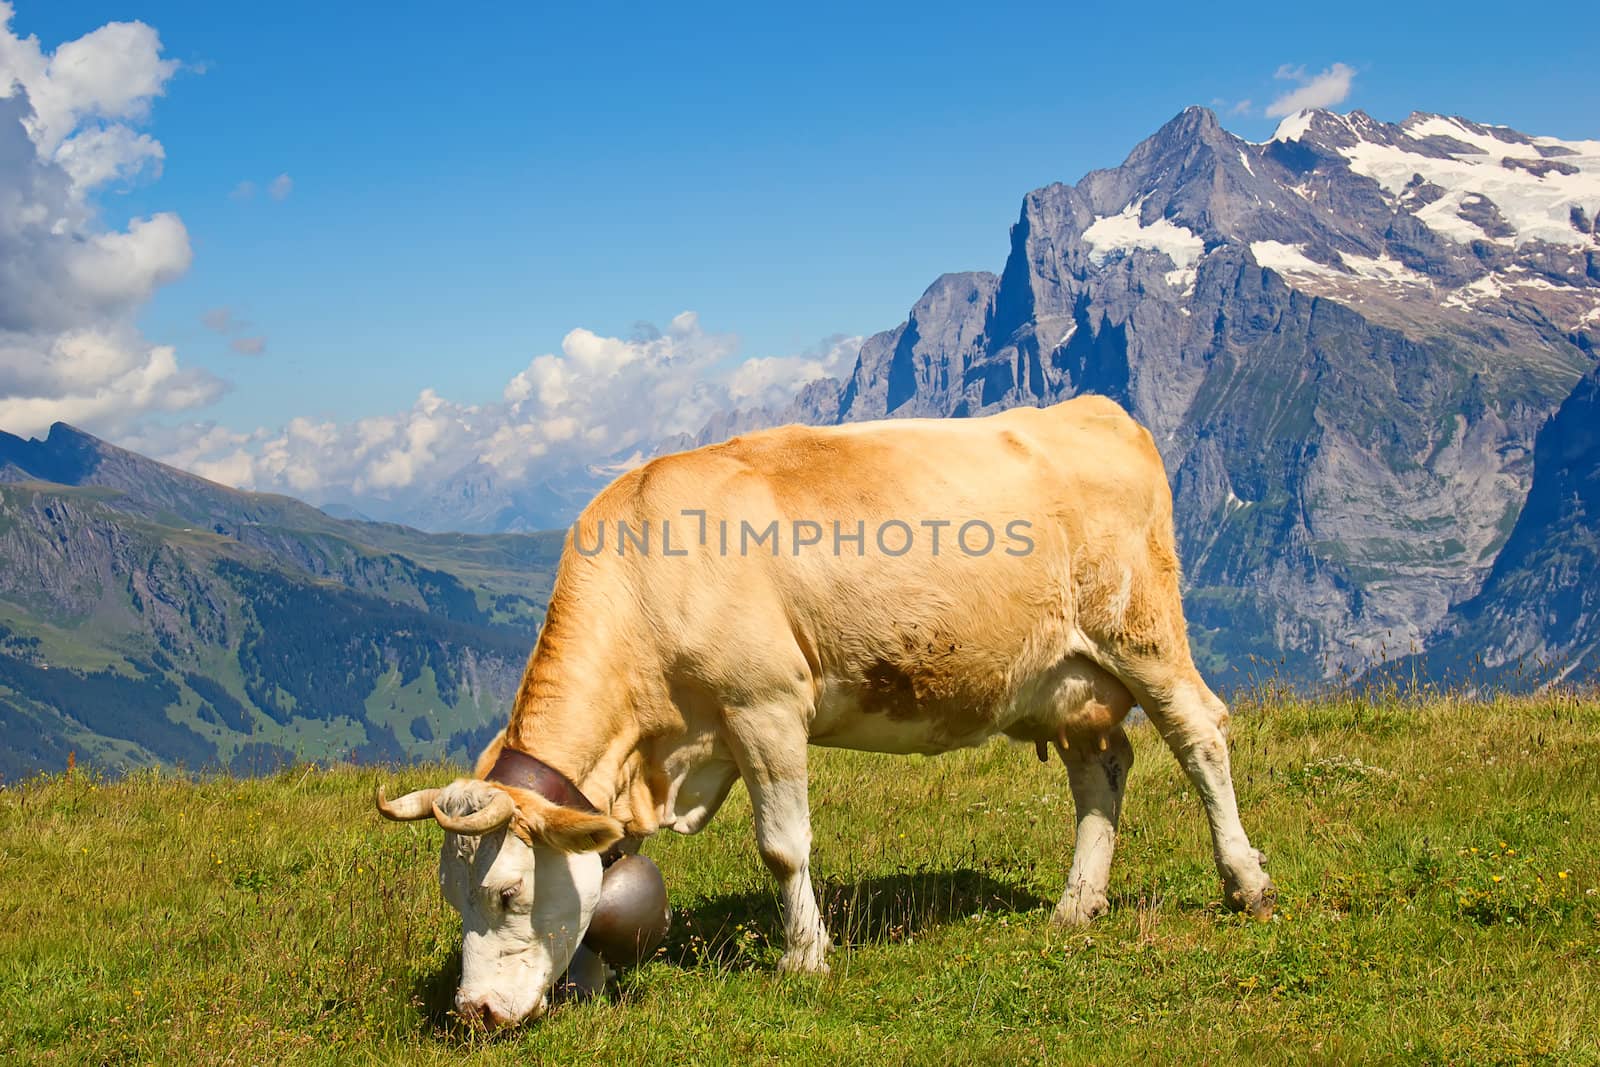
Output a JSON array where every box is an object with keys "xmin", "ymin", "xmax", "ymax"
[
  {"xmin": 1225, "ymin": 877, "xmax": 1277, "ymax": 921},
  {"xmin": 777, "ymin": 946, "xmax": 831, "ymax": 976},
  {"xmin": 1246, "ymin": 884, "xmax": 1277, "ymax": 921},
  {"xmin": 1050, "ymin": 887, "xmax": 1109, "ymax": 929}
]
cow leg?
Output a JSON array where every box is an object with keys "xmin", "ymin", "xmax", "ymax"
[
  {"xmin": 1138, "ymin": 674, "xmax": 1275, "ymax": 917},
  {"xmin": 1051, "ymin": 724, "xmax": 1133, "ymax": 928},
  {"xmin": 747, "ymin": 776, "xmax": 830, "ymax": 974},
  {"xmin": 724, "ymin": 706, "xmax": 830, "ymax": 974}
]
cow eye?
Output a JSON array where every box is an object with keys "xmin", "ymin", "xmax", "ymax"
[{"xmin": 499, "ymin": 885, "xmax": 519, "ymax": 909}]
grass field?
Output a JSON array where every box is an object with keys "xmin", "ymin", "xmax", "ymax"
[{"xmin": 2, "ymin": 692, "xmax": 1598, "ymax": 1064}]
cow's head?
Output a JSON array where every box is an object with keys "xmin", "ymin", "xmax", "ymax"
[{"xmin": 375, "ymin": 777, "xmax": 624, "ymax": 1027}]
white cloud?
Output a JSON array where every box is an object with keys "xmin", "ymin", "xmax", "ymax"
[
  {"xmin": 0, "ymin": 330, "xmax": 219, "ymax": 435},
  {"xmin": 0, "ymin": 6, "xmax": 218, "ymax": 438},
  {"xmin": 51, "ymin": 123, "xmax": 164, "ymax": 188},
  {"xmin": 1266, "ymin": 62, "xmax": 1356, "ymax": 118},
  {"xmin": 0, "ymin": 8, "xmax": 858, "ymax": 514},
  {"xmin": 65, "ymin": 212, "xmax": 191, "ymax": 305},
  {"xmin": 1209, "ymin": 96, "xmax": 1255, "ymax": 118},
  {"xmin": 727, "ymin": 333, "xmax": 859, "ymax": 408},
  {"xmin": 0, "ymin": 1, "xmax": 179, "ymax": 191},
  {"xmin": 230, "ymin": 173, "xmax": 292, "ymax": 204},
  {"xmin": 153, "ymin": 315, "xmax": 860, "ymax": 502}
]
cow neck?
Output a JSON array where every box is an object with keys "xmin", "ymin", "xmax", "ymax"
[
  {"xmin": 499, "ymin": 566, "xmax": 640, "ymax": 814},
  {"xmin": 483, "ymin": 746, "xmax": 598, "ymax": 812}
]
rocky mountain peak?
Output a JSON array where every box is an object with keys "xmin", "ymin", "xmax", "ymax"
[
  {"xmin": 0, "ymin": 422, "xmax": 104, "ymax": 485},
  {"xmin": 1143, "ymin": 105, "xmax": 1235, "ymax": 160},
  {"xmin": 1265, "ymin": 107, "xmax": 1600, "ymax": 255},
  {"xmin": 0, "ymin": 419, "xmax": 340, "ymax": 533},
  {"xmin": 701, "ymin": 106, "xmax": 1600, "ymax": 681}
]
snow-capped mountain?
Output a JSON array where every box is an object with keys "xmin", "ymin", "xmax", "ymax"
[
  {"xmin": 1242, "ymin": 109, "xmax": 1599, "ymax": 334},
  {"xmin": 691, "ymin": 106, "xmax": 1598, "ymax": 682}
]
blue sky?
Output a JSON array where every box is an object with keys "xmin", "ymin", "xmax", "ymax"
[{"xmin": 2, "ymin": 0, "xmax": 1596, "ymax": 498}]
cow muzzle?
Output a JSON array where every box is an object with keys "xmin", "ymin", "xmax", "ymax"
[{"xmin": 455, "ymin": 989, "xmax": 547, "ymax": 1029}]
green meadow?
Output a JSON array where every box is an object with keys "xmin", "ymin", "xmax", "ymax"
[{"xmin": 2, "ymin": 693, "xmax": 1597, "ymax": 1065}]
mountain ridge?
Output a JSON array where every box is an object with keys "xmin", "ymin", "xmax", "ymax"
[{"xmin": 0, "ymin": 423, "xmax": 564, "ymax": 778}]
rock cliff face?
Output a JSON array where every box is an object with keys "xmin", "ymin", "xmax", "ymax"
[
  {"xmin": 714, "ymin": 107, "xmax": 1599, "ymax": 681},
  {"xmin": 1393, "ymin": 363, "xmax": 1600, "ymax": 686}
]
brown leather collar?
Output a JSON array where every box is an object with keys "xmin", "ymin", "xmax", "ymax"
[{"xmin": 484, "ymin": 747, "xmax": 598, "ymax": 814}]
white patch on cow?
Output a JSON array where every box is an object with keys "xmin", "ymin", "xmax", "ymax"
[
  {"xmin": 1108, "ymin": 564, "xmax": 1134, "ymax": 625},
  {"xmin": 809, "ymin": 685, "xmax": 994, "ymax": 754},
  {"xmin": 809, "ymin": 709, "xmax": 962, "ymax": 754},
  {"xmin": 660, "ymin": 754, "xmax": 740, "ymax": 834}
]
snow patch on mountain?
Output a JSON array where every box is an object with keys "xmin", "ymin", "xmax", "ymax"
[
  {"xmin": 1440, "ymin": 267, "xmax": 1596, "ymax": 313},
  {"xmin": 1442, "ymin": 273, "xmax": 1506, "ymax": 310},
  {"xmin": 1083, "ymin": 206, "xmax": 1205, "ymax": 268},
  {"xmin": 1339, "ymin": 252, "xmax": 1431, "ymax": 287},
  {"xmin": 1338, "ymin": 115, "xmax": 1600, "ymax": 249},
  {"xmin": 1250, "ymin": 240, "xmax": 1338, "ymax": 277},
  {"xmin": 1271, "ymin": 110, "xmax": 1315, "ymax": 143}
]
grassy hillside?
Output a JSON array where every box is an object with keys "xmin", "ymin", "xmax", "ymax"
[
  {"xmin": 2, "ymin": 694, "xmax": 1597, "ymax": 1064},
  {"xmin": 0, "ymin": 475, "xmax": 561, "ymax": 778}
]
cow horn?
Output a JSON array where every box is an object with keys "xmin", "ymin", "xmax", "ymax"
[
  {"xmin": 432, "ymin": 788, "xmax": 516, "ymax": 836},
  {"xmin": 375, "ymin": 784, "xmax": 441, "ymax": 821}
]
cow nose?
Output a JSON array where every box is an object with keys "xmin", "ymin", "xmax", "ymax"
[{"xmin": 457, "ymin": 998, "xmax": 505, "ymax": 1029}]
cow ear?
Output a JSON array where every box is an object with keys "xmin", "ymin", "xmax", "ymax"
[
  {"xmin": 539, "ymin": 806, "xmax": 626, "ymax": 854},
  {"xmin": 506, "ymin": 790, "xmax": 625, "ymax": 853}
]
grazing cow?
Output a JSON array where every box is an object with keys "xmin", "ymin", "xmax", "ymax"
[{"xmin": 377, "ymin": 395, "xmax": 1275, "ymax": 1027}]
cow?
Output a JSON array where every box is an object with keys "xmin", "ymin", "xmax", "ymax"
[{"xmin": 376, "ymin": 395, "xmax": 1276, "ymax": 1027}]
